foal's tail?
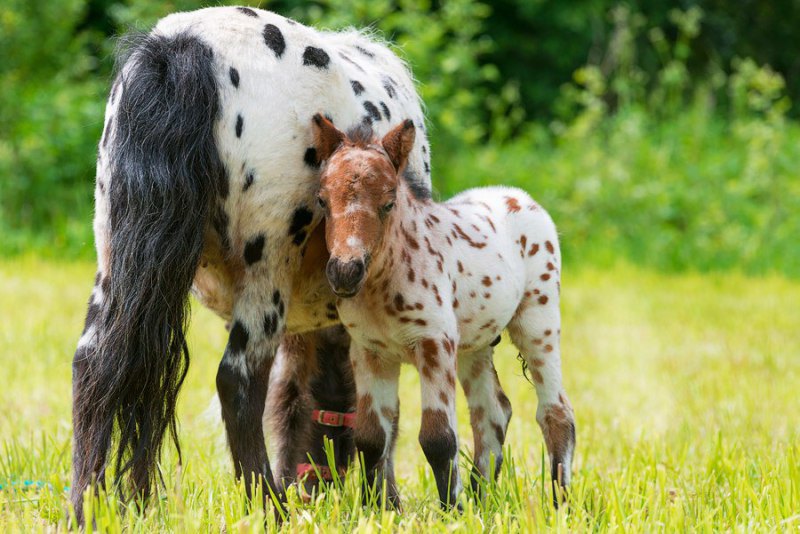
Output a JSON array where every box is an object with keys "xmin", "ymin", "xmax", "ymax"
[{"xmin": 75, "ymin": 30, "xmax": 224, "ymax": 506}]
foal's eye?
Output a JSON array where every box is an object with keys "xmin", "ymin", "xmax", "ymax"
[
  {"xmin": 317, "ymin": 196, "xmax": 327, "ymax": 210},
  {"xmin": 380, "ymin": 201, "xmax": 395, "ymax": 214}
]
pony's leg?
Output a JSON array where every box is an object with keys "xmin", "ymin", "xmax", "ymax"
[
  {"xmin": 507, "ymin": 291, "xmax": 575, "ymax": 505},
  {"xmin": 265, "ymin": 333, "xmax": 317, "ymax": 491},
  {"xmin": 350, "ymin": 344, "xmax": 401, "ymax": 509},
  {"xmin": 456, "ymin": 347, "xmax": 512, "ymax": 494},
  {"xmin": 216, "ymin": 277, "xmax": 287, "ymax": 508},
  {"xmin": 414, "ymin": 337, "xmax": 462, "ymax": 509}
]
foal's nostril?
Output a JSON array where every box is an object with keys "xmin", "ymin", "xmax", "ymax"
[
  {"xmin": 326, "ymin": 257, "xmax": 338, "ymax": 281},
  {"xmin": 351, "ymin": 259, "xmax": 365, "ymax": 279},
  {"xmin": 326, "ymin": 257, "xmax": 367, "ymax": 296}
]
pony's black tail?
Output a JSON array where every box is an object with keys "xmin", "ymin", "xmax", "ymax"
[{"xmin": 72, "ymin": 30, "xmax": 224, "ymax": 512}]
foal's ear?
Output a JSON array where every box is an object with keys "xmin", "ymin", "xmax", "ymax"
[
  {"xmin": 311, "ymin": 113, "xmax": 346, "ymax": 162},
  {"xmin": 381, "ymin": 119, "xmax": 416, "ymax": 172}
]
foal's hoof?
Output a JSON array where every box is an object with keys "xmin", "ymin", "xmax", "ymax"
[
  {"xmin": 551, "ymin": 480, "xmax": 570, "ymax": 510},
  {"xmin": 452, "ymin": 502, "xmax": 465, "ymax": 514}
]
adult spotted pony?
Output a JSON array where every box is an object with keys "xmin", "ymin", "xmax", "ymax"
[{"xmin": 71, "ymin": 6, "xmax": 431, "ymax": 523}]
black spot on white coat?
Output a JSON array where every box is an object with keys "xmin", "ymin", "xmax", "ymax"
[
  {"xmin": 303, "ymin": 46, "xmax": 330, "ymax": 68},
  {"xmin": 243, "ymin": 234, "xmax": 266, "ymax": 265},
  {"xmin": 363, "ymin": 101, "xmax": 381, "ymax": 122},
  {"xmin": 304, "ymin": 147, "xmax": 320, "ymax": 168},
  {"xmin": 235, "ymin": 114, "xmax": 243, "ymax": 138},
  {"xmin": 237, "ymin": 6, "xmax": 258, "ymax": 17},
  {"xmin": 243, "ymin": 171, "xmax": 254, "ymax": 191},
  {"xmin": 351, "ymin": 80, "xmax": 365, "ymax": 95},
  {"xmin": 380, "ymin": 101, "xmax": 391, "ymax": 121},
  {"xmin": 383, "ymin": 77, "xmax": 397, "ymax": 99},
  {"xmin": 264, "ymin": 312, "xmax": 278, "ymax": 337},
  {"xmin": 263, "ymin": 24, "xmax": 286, "ymax": 58},
  {"xmin": 228, "ymin": 321, "xmax": 249, "ymax": 353},
  {"xmin": 355, "ymin": 45, "xmax": 375, "ymax": 58},
  {"xmin": 229, "ymin": 67, "xmax": 240, "ymax": 87},
  {"xmin": 289, "ymin": 206, "xmax": 314, "ymax": 245}
]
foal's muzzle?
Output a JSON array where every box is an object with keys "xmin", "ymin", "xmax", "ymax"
[{"xmin": 326, "ymin": 257, "xmax": 366, "ymax": 298}]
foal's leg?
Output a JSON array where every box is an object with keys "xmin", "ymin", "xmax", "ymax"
[
  {"xmin": 306, "ymin": 326, "xmax": 356, "ymax": 484},
  {"xmin": 216, "ymin": 276, "xmax": 287, "ymax": 509},
  {"xmin": 350, "ymin": 344, "xmax": 401, "ymax": 508},
  {"xmin": 507, "ymin": 290, "xmax": 576, "ymax": 505},
  {"xmin": 266, "ymin": 326, "xmax": 355, "ymax": 493},
  {"xmin": 265, "ymin": 333, "xmax": 317, "ymax": 490},
  {"xmin": 457, "ymin": 347, "xmax": 512, "ymax": 494},
  {"xmin": 414, "ymin": 337, "xmax": 462, "ymax": 509}
]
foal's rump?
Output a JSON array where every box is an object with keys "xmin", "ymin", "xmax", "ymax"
[{"xmin": 446, "ymin": 185, "xmax": 560, "ymax": 271}]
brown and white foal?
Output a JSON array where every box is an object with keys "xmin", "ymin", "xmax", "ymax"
[{"xmin": 311, "ymin": 114, "xmax": 576, "ymax": 508}]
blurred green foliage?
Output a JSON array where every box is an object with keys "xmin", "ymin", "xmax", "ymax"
[{"xmin": 0, "ymin": 0, "xmax": 797, "ymax": 276}]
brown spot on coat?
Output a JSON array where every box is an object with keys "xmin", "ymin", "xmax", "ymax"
[
  {"xmin": 394, "ymin": 293, "xmax": 405, "ymax": 312},
  {"xmin": 491, "ymin": 422, "xmax": 505, "ymax": 444},
  {"xmin": 470, "ymin": 358, "xmax": 485, "ymax": 379},
  {"xmin": 446, "ymin": 371, "xmax": 456, "ymax": 388},
  {"xmin": 452, "ymin": 223, "xmax": 487, "ymax": 249},
  {"xmin": 420, "ymin": 408, "xmax": 451, "ymax": 444},
  {"xmin": 420, "ymin": 338, "xmax": 439, "ymax": 370},
  {"xmin": 505, "ymin": 196, "xmax": 521, "ymax": 213},
  {"xmin": 401, "ymin": 223, "xmax": 420, "ymax": 249}
]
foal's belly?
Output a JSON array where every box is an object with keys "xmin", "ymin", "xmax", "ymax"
[
  {"xmin": 456, "ymin": 289, "xmax": 521, "ymax": 351},
  {"xmin": 452, "ymin": 253, "xmax": 525, "ymax": 352}
]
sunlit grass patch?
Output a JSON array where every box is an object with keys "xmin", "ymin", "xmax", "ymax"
[{"xmin": 1, "ymin": 259, "xmax": 798, "ymax": 531}]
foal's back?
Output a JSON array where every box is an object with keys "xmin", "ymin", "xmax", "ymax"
[
  {"xmin": 444, "ymin": 186, "xmax": 560, "ymax": 289},
  {"xmin": 436, "ymin": 185, "xmax": 560, "ymax": 349}
]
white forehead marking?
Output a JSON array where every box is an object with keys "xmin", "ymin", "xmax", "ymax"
[
  {"xmin": 345, "ymin": 203, "xmax": 367, "ymax": 215},
  {"xmin": 346, "ymin": 236, "xmax": 363, "ymax": 249},
  {"xmin": 334, "ymin": 205, "xmax": 376, "ymax": 219}
]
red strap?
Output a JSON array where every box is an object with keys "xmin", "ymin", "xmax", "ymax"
[
  {"xmin": 312, "ymin": 409, "xmax": 356, "ymax": 428},
  {"xmin": 296, "ymin": 463, "xmax": 346, "ymax": 481}
]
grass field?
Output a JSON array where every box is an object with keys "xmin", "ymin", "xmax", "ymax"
[{"xmin": 1, "ymin": 258, "xmax": 798, "ymax": 531}]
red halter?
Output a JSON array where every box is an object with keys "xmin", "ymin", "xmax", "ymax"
[
  {"xmin": 296, "ymin": 409, "xmax": 356, "ymax": 481},
  {"xmin": 311, "ymin": 409, "xmax": 357, "ymax": 428}
]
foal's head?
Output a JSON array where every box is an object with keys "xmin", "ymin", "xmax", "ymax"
[{"xmin": 311, "ymin": 114, "xmax": 416, "ymax": 298}]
